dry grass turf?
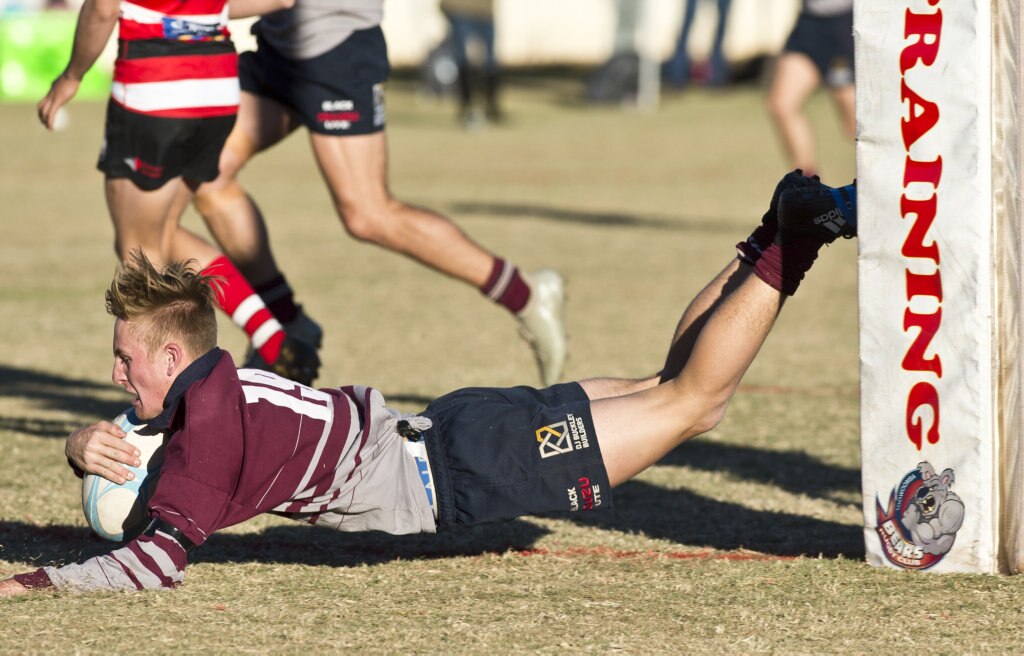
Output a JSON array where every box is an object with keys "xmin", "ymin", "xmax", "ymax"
[{"xmin": 3, "ymin": 73, "xmax": 1024, "ymax": 653}]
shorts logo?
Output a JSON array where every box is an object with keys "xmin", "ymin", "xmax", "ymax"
[
  {"xmin": 372, "ymin": 82, "xmax": 385, "ymax": 127},
  {"xmin": 874, "ymin": 461, "xmax": 965, "ymax": 570},
  {"xmin": 536, "ymin": 413, "xmax": 591, "ymax": 459},
  {"xmin": 567, "ymin": 476, "xmax": 603, "ymax": 512},
  {"xmin": 318, "ymin": 99, "xmax": 360, "ymax": 131},
  {"xmin": 536, "ymin": 421, "xmax": 572, "ymax": 458},
  {"xmin": 124, "ymin": 157, "xmax": 164, "ymax": 179}
]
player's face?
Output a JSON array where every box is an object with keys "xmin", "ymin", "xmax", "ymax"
[{"xmin": 111, "ymin": 319, "xmax": 175, "ymax": 420}]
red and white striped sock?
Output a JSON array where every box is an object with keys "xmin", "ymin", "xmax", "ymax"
[
  {"xmin": 481, "ymin": 258, "xmax": 531, "ymax": 314},
  {"xmin": 203, "ymin": 256, "xmax": 285, "ymax": 363}
]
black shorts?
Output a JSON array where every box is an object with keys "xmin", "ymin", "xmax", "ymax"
[
  {"xmin": 783, "ymin": 11, "xmax": 855, "ymax": 88},
  {"xmin": 240, "ymin": 27, "xmax": 389, "ymax": 136},
  {"xmin": 422, "ymin": 382, "xmax": 612, "ymax": 528},
  {"xmin": 97, "ymin": 102, "xmax": 236, "ymax": 191}
]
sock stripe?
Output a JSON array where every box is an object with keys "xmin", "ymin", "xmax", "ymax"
[
  {"xmin": 486, "ymin": 262, "xmax": 514, "ymax": 301},
  {"xmin": 251, "ymin": 318, "xmax": 284, "ymax": 349},
  {"xmin": 232, "ymin": 296, "xmax": 266, "ymax": 328}
]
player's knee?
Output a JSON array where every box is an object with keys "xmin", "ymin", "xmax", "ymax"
[
  {"xmin": 336, "ymin": 199, "xmax": 401, "ymax": 244},
  {"xmin": 338, "ymin": 207, "xmax": 381, "ymax": 242},
  {"xmin": 766, "ymin": 94, "xmax": 797, "ymax": 121}
]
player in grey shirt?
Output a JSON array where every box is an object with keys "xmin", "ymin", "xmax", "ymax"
[{"xmin": 190, "ymin": 0, "xmax": 568, "ymax": 389}]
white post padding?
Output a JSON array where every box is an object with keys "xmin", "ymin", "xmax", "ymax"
[{"xmin": 857, "ymin": 0, "xmax": 1002, "ymax": 572}]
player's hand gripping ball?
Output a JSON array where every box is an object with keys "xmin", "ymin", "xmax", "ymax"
[{"xmin": 81, "ymin": 410, "xmax": 166, "ymax": 541}]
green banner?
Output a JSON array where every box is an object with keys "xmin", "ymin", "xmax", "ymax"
[{"xmin": 0, "ymin": 11, "xmax": 111, "ymax": 101}]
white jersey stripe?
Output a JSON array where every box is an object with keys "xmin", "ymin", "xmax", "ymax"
[
  {"xmin": 112, "ymin": 549, "xmax": 165, "ymax": 589},
  {"xmin": 138, "ymin": 537, "xmax": 184, "ymax": 579},
  {"xmin": 111, "ymin": 78, "xmax": 239, "ymax": 113},
  {"xmin": 243, "ymin": 385, "xmax": 332, "ymax": 422},
  {"xmin": 323, "ymin": 394, "xmax": 364, "ymax": 484},
  {"xmin": 120, "ymin": 1, "xmax": 227, "ymax": 26},
  {"xmin": 288, "ymin": 388, "xmax": 337, "ymax": 498},
  {"xmin": 250, "ymin": 319, "xmax": 283, "ymax": 349}
]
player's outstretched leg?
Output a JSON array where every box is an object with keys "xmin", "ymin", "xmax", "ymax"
[
  {"xmin": 578, "ymin": 169, "xmax": 814, "ymax": 401},
  {"xmin": 591, "ymin": 174, "xmax": 856, "ymax": 486}
]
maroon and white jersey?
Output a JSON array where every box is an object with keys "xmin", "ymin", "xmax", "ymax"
[
  {"xmin": 18, "ymin": 350, "xmax": 433, "ymax": 593},
  {"xmin": 112, "ymin": 0, "xmax": 239, "ymax": 118}
]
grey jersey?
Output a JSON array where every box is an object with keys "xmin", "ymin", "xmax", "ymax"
[
  {"xmin": 804, "ymin": 0, "xmax": 853, "ymax": 16},
  {"xmin": 254, "ymin": 0, "xmax": 383, "ymax": 60}
]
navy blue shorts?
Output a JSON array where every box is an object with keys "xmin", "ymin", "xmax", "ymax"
[
  {"xmin": 783, "ymin": 11, "xmax": 854, "ymax": 88},
  {"xmin": 422, "ymin": 382, "xmax": 612, "ymax": 528},
  {"xmin": 97, "ymin": 102, "xmax": 235, "ymax": 191},
  {"xmin": 240, "ymin": 27, "xmax": 389, "ymax": 135}
]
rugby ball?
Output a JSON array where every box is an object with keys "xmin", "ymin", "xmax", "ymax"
[{"xmin": 81, "ymin": 410, "xmax": 166, "ymax": 541}]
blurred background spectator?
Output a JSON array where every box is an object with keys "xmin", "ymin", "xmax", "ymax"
[
  {"xmin": 439, "ymin": 0, "xmax": 502, "ymax": 128},
  {"xmin": 662, "ymin": 0, "xmax": 733, "ymax": 89},
  {"xmin": 2, "ymin": 1, "xmax": 805, "ymax": 111}
]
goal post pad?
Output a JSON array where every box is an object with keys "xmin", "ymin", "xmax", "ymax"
[{"xmin": 857, "ymin": 0, "xmax": 1024, "ymax": 574}]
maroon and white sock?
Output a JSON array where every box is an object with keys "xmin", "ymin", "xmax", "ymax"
[
  {"xmin": 203, "ymin": 256, "xmax": 285, "ymax": 363},
  {"xmin": 254, "ymin": 274, "xmax": 299, "ymax": 325},
  {"xmin": 481, "ymin": 258, "xmax": 531, "ymax": 314},
  {"xmin": 751, "ymin": 237, "xmax": 825, "ymax": 296}
]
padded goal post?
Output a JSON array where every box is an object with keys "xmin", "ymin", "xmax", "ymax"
[{"xmin": 857, "ymin": 0, "xmax": 1024, "ymax": 573}]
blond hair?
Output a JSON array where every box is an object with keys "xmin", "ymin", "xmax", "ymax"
[{"xmin": 106, "ymin": 250, "xmax": 219, "ymax": 359}]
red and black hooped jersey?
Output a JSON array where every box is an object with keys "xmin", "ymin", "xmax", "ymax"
[{"xmin": 112, "ymin": 0, "xmax": 239, "ymax": 118}]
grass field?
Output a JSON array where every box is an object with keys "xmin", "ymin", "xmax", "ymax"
[{"xmin": 2, "ymin": 74, "xmax": 1023, "ymax": 653}]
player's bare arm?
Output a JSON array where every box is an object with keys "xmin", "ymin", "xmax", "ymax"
[
  {"xmin": 66, "ymin": 421, "xmax": 141, "ymax": 484},
  {"xmin": 0, "ymin": 579, "xmax": 30, "ymax": 598},
  {"xmin": 37, "ymin": 0, "xmax": 119, "ymax": 130}
]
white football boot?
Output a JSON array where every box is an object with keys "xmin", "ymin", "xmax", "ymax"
[{"xmin": 516, "ymin": 269, "xmax": 567, "ymax": 387}]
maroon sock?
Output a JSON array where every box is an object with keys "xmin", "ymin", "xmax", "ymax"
[
  {"xmin": 481, "ymin": 258, "xmax": 531, "ymax": 313},
  {"xmin": 736, "ymin": 220, "xmax": 777, "ymax": 265},
  {"xmin": 752, "ymin": 237, "xmax": 825, "ymax": 296},
  {"xmin": 255, "ymin": 275, "xmax": 300, "ymax": 324}
]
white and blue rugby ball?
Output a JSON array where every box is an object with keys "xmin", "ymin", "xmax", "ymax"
[{"xmin": 81, "ymin": 410, "xmax": 166, "ymax": 541}]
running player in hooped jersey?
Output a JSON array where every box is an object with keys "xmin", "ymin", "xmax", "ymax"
[
  {"xmin": 37, "ymin": 0, "xmax": 321, "ymax": 391},
  {"xmin": 0, "ymin": 172, "xmax": 857, "ymax": 596},
  {"xmin": 189, "ymin": 0, "xmax": 568, "ymax": 387}
]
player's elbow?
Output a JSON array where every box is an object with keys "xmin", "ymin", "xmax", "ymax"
[{"xmin": 87, "ymin": 0, "xmax": 121, "ymax": 23}]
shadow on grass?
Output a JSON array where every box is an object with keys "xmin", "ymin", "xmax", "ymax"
[
  {"xmin": 569, "ymin": 480, "xmax": 864, "ymax": 559},
  {"xmin": 378, "ymin": 393, "xmax": 435, "ymax": 409},
  {"xmin": 0, "ymin": 365, "xmax": 126, "ymax": 438},
  {"xmin": 448, "ymin": 200, "xmax": 737, "ymax": 234},
  {"xmin": 0, "ymin": 520, "xmax": 550, "ymax": 570},
  {"xmin": 658, "ymin": 439, "xmax": 861, "ymax": 505}
]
